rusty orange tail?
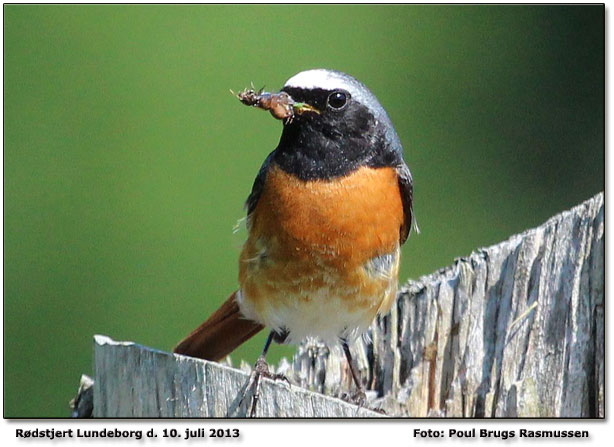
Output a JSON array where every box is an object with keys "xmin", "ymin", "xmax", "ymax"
[{"xmin": 173, "ymin": 291, "xmax": 264, "ymax": 361}]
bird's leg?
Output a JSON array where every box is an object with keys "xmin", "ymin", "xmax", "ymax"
[
  {"xmin": 342, "ymin": 340, "xmax": 366, "ymax": 406},
  {"xmin": 242, "ymin": 330, "xmax": 289, "ymax": 417}
]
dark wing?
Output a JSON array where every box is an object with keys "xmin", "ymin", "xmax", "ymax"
[
  {"xmin": 396, "ymin": 162, "xmax": 415, "ymax": 245},
  {"xmin": 245, "ymin": 150, "xmax": 275, "ymax": 218}
]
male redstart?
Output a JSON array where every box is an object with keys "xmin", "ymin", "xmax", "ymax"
[{"xmin": 174, "ymin": 69, "xmax": 414, "ymax": 415}]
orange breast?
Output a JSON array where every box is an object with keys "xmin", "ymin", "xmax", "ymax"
[
  {"xmin": 249, "ymin": 164, "xmax": 403, "ymax": 265},
  {"xmin": 237, "ymin": 163, "xmax": 404, "ymax": 336}
]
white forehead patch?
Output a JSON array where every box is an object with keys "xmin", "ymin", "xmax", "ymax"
[
  {"xmin": 283, "ymin": 69, "xmax": 371, "ymax": 105},
  {"xmin": 285, "ymin": 69, "xmax": 350, "ymax": 91}
]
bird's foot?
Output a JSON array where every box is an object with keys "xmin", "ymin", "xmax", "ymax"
[
  {"xmin": 241, "ymin": 356, "xmax": 289, "ymax": 417},
  {"xmin": 253, "ymin": 356, "xmax": 289, "ymax": 384},
  {"xmin": 340, "ymin": 388, "xmax": 367, "ymax": 407},
  {"xmin": 340, "ymin": 389, "xmax": 387, "ymax": 414}
]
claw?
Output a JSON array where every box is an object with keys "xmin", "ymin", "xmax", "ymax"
[
  {"xmin": 340, "ymin": 389, "xmax": 366, "ymax": 407},
  {"xmin": 239, "ymin": 356, "xmax": 289, "ymax": 417}
]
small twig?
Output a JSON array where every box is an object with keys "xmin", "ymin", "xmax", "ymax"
[{"xmin": 508, "ymin": 301, "xmax": 538, "ymax": 330}]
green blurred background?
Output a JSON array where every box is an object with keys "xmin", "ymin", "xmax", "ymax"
[{"xmin": 4, "ymin": 5, "xmax": 603, "ymax": 417}]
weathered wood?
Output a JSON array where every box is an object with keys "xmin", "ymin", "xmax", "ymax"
[
  {"xmin": 92, "ymin": 335, "xmax": 382, "ymax": 417},
  {"xmin": 70, "ymin": 374, "xmax": 94, "ymax": 418},
  {"xmin": 291, "ymin": 192, "xmax": 604, "ymax": 417},
  {"xmin": 89, "ymin": 192, "xmax": 603, "ymax": 418}
]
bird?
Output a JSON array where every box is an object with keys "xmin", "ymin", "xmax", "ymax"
[{"xmin": 174, "ymin": 69, "xmax": 414, "ymax": 415}]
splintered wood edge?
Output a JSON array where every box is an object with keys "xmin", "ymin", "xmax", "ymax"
[{"xmin": 93, "ymin": 335, "xmax": 384, "ymax": 418}]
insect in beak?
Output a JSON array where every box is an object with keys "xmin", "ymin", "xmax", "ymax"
[{"xmin": 234, "ymin": 87, "xmax": 320, "ymax": 124}]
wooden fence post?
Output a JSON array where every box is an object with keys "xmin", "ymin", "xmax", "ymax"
[{"xmin": 78, "ymin": 192, "xmax": 603, "ymax": 418}]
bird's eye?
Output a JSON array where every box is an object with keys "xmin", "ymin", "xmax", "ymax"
[{"xmin": 327, "ymin": 91, "xmax": 348, "ymax": 109}]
